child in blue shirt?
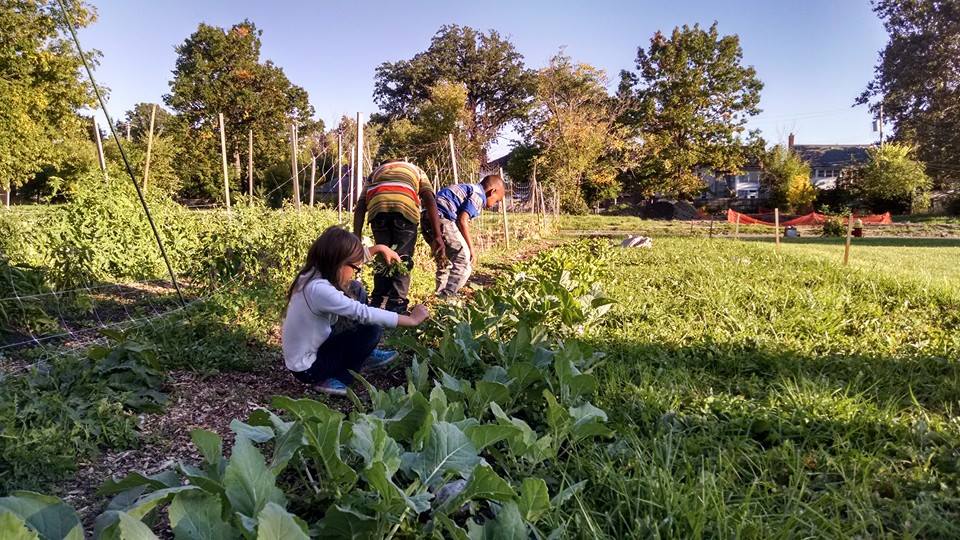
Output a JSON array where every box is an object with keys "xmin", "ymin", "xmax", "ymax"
[{"xmin": 421, "ymin": 174, "xmax": 504, "ymax": 298}]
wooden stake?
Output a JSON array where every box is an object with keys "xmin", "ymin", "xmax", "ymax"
[
  {"xmin": 348, "ymin": 144, "xmax": 355, "ymax": 214},
  {"xmin": 499, "ymin": 166, "xmax": 510, "ymax": 248},
  {"xmin": 337, "ymin": 131, "xmax": 343, "ymax": 223},
  {"xmin": 93, "ymin": 119, "xmax": 107, "ymax": 180},
  {"xmin": 126, "ymin": 122, "xmax": 131, "ymax": 141},
  {"xmin": 142, "ymin": 104, "xmax": 156, "ymax": 191},
  {"xmin": 735, "ymin": 212, "xmax": 741, "ymax": 240},
  {"xmin": 248, "ymin": 129, "xmax": 254, "ymax": 206},
  {"xmin": 290, "ymin": 123, "xmax": 300, "ymax": 210},
  {"xmin": 355, "ymin": 112, "xmax": 364, "ymax": 205},
  {"xmin": 448, "ymin": 133, "xmax": 459, "ymax": 185},
  {"xmin": 843, "ymin": 214, "xmax": 854, "ymax": 265},
  {"xmin": 309, "ymin": 155, "xmax": 316, "ymax": 207},
  {"xmin": 218, "ymin": 113, "xmax": 231, "ymax": 213},
  {"xmin": 774, "ymin": 208, "xmax": 780, "ymax": 250}
]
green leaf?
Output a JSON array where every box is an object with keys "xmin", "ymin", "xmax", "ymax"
[
  {"xmin": 365, "ymin": 462, "xmax": 432, "ymax": 514},
  {"xmin": 315, "ymin": 505, "xmax": 377, "ymax": 539},
  {"xmin": 98, "ymin": 470, "xmax": 181, "ymax": 496},
  {"xmin": 300, "ymin": 413, "xmax": 357, "ymax": 488},
  {"xmin": 550, "ymin": 480, "xmax": 587, "ymax": 507},
  {"xmin": 348, "ymin": 415, "xmax": 402, "ymax": 476},
  {"xmin": 569, "ymin": 402, "xmax": 613, "ymax": 442},
  {"xmin": 117, "ymin": 512, "xmax": 160, "ymax": 539},
  {"xmin": 270, "ymin": 421, "xmax": 305, "ymax": 475},
  {"xmin": 543, "ymin": 390, "xmax": 571, "ymax": 433},
  {"xmin": 463, "ymin": 424, "xmax": 521, "ymax": 451},
  {"xmin": 223, "ymin": 436, "xmax": 286, "ymax": 519},
  {"xmin": 554, "ymin": 353, "xmax": 597, "ymax": 402},
  {"xmin": 405, "ymin": 422, "xmax": 480, "ymax": 488},
  {"xmin": 0, "ymin": 491, "xmax": 84, "ymax": 540},
  {"xmin": 434, "ymin": 514, "xmax": 469, "ymax": 540},
  {"xmin": 0, "ymin": 511, "xmax": 38, "ymax": 540},
  {"xmin": 470, "ymin": 381, "xmax": 511, "ymax": 413},
  {"xmin": 124, "ymin": 486, "xmax": 198, "ymax": 521},
  {"xmin": 444, "ymin": 465, "xmax": 516, "ymax": 512},
  {"xmin": 178, "ymin": 464, "xmax": 224, "ymax": 496},
  {"xmin": 190, "ymin": 430, "xmax": 223, "ymax": 469},
  {"xmin": 255, "ymin": 502, "xmax": 308, "ymax": 540},
  {"xmin": 517, "ymin": 478, "xmax": 550, "ymax": 523},
  {"xmin": 168, "ymin": 491, "xmax": 236, "ymax": 540},
  {"xmin": 272, "ymin": 396, "xmax": 338, "ymax": 421},
  {"xmin": 230, "ymin": 419, "xmax": 275, "ymax": 443},
  {"xmin": 383, "ymin": 390, "xmax": 431, "ymax": 444},
  {"xmin": 506, "ymin": 362, "xmax": 543, "ymax": 394},
  {"xmin": 466, "ymin": 501, "xmax": 527, "ymax": 540}
]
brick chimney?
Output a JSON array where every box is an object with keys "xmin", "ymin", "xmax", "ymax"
[{"xmin": 788, "ymin": 132, "xmax": 795, "ymax": 151}]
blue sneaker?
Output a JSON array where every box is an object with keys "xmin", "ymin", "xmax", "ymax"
[
  {"xmin": 362, "ymin": 349, "xmax": 398, "ymax": 371},
  {"xmin": 316, "ymin": 378, "xmax": 348, "ymax": 397}
]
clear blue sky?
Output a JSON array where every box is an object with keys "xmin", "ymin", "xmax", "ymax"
[{"xmin": 79, "ymin": 0, "xmax": 888, "ymax": 158}]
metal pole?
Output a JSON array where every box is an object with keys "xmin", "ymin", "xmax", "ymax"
[
  {"xmin": 348, "ymin": 144, "xmax": 355, "ymax": 214},
  {"xmin": 93, "ymin": 119, "xmax": 107, "ymax": 181},
  {"xmin": 248, "ymin": 129, "xmax": 254, "ymax": 206},
  {"xmin": 355, "ymin": 112, "xmax": 364, "ymax": 204},
  {"xmin": 219, "ymin": 112, "xmax": 231, "ymax": 213},
  {"xmin": 309, "ymin": 154, "xmax": 316, "ymax": 207}
]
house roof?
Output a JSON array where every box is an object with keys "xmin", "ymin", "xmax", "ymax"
[{"xmin": 792, "ymin": 145, "xmax": 871, "ymax": 168}]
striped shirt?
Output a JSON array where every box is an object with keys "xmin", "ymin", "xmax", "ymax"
[
  {"xmin": 364, "ymin": 162, "xmax": 434, "ymax": 224},
  {"xmin": 436, "ymin": 183, "xmax": 487, "ymax": 221}
]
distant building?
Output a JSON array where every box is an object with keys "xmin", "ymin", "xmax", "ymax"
[
  {"xmin": 700, "ymin": 164, "xmax": 762, "ymax": 200},
  {"xmin": 789, "ymin": 133, "xmax": 871, "ymax": 190}
]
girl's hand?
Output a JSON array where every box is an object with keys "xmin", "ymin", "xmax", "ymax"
[
  {"xmin": 409, "ymin": 304, "xmax": 429, "ymax": 324},
  {"xmin": 372, "ymin": 244, "xmax": 401, "ymax": 265}
]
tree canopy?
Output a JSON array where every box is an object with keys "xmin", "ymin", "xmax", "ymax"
[
  {"xmin": 617, "ymin": 23, "xmax": 763, "ymax": 199},
  {"xmin": 855, "ymin": 143, "xmax": 931, "ymax": 213},
  {"xmin": 373, "ymin": 24, "xmax": 535, "ymax": 164},
  {"xmin": 0, "ymin": 0, "xmax": 98, "ymax": 193},
  {"xmin": 857, "ymin": 0, "xmax": 960, "ymax": 186}
]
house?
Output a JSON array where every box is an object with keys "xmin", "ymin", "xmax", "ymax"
[
  {"xmin": 700, "ymin": 164, "xmax": 762, "ymax": 199},
  {"xmin": 788, "ymin": 133, "xmax": 871, "ymax": 190}
]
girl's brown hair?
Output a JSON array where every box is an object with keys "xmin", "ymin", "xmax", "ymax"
[{"xmin": 285, "ymin": 226, "xmax": 364, "ymax": 304}]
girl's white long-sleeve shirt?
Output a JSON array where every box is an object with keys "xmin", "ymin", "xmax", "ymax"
[{"xmin": 282, "ymin": 275, "xmax": 398, "ymax": 372}]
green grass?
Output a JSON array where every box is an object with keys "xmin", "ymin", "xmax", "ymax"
[
  {"xmin": 746, "ymin": 237, "xmax": 960, "ymax": 294},
  {"xmin": 565, "ymin": 237, "xmax": 960, "ymax": 537}
]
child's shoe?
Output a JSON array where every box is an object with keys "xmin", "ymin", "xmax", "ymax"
[
  {"xmin": 316, "ymin": 378, "xmax": 348, "ymax": 396},
  {"xmin": 362, "ymin": 349, "xmax": 398, "ymax": 371}
]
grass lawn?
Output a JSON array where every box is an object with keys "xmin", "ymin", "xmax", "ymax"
[
  {"xmin": 746, "ymin": 237, "xmax": 960, "ymax": 295},
  {"xmin": 572, "ymin": 237, "xmax": 960, "ymax": 537}
]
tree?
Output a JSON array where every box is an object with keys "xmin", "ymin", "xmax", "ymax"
[
  {"xmin": 617, "ymin": 23, "xmax": 763, "ymax": 199},
  {"xmin": 373, "ymin": 25, "xmax": 535, "ymax": 164},
  {"xmin": 854, "ymin": 143, "xmax": 931, "ymax": 213},
  {"xmin": 165, "ymin": 20, "xmax": 317, "ymax": 200},
  {"xmin": 0, "ymin": 0, "xmax": 98, "ymax": 199},
  {"xmin": 520, "ymin": 53, "xmax": 624, "ymax": 213},
  {"xmin": 857, "ymin": 0, "xmax": 960, "ymax": 186},
  {"xmin": 116, "ymin": 103, "xmax": 173, "ymax": 142},
  {"xmin": 762, "ymin": 145, "xmax": 812, "ymax": 211}
]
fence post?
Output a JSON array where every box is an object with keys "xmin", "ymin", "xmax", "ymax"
[
  {"xmin": 499, "ymin": 167, "xmax": 510, "ymax": 248},
  {"xmin": 248, "ymin": 129, "xmax": 254, "ymax": 206},
  {"xmin": 448, "ymin": 133, "xmax": 459, "ymax": 185},
  {"xmin": 218, "ymin": 113, "xmax": 231, "ymax": 213},
  {"xmin": 337, "ymin": 130, "xmax": 343, "ymax": 223},
  {"xmin": 143, "ymin": 104, "xmax": 156, "ymax": 191},
  {"xmin": 355, "ymin": 112, "xmax": 364, "ymax": 206},
  {"xmin": 843, "ymin": 214, "xmax": 854, "ymax": 265},
  {"xmin": 348, "ymin": 144, "xmax": 355, "ymax": 214},
  {"xmin": 309, "ymin": 154, "xmax": 316, "ymax": 207},
  {"xmin": 290, "ymin": 123, "xmax": 300, "ymax": 210},
  {"xmin": 774, "ymin": 208, "xmax": 780, "ymax": 250}
]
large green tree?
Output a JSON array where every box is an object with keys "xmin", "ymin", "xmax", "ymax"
[
  {"xmin": 617, "ymin": 23, "xmax": 763, "ymax": 199},
  {"xmin": 0, "ymin": 0, "xmax": 98, "ymax": 200},
  {"xmin": 762, "ymin": 145, "xmax": 812, "ymax": 211},
  {"xmin": 854, "ymin": 143, "xmax": 931, "ymax": 213},
  {"xmin": 115, "ymin": 102, "xmax": 173, "ymax": 142},
  {"xmin": 518, "ymin": 53, "xmax": 624, "ymax": 213},
  {"xmin": 373, "ymin": 24, "xmax": 535, "ymax": 164},
  {"xmin": 857, "ymin": 0, "xmax": 960, "ymax": 187},
  {"xmin": 165, "ymin": 20, "xmax": 317, "ymax": 201}
]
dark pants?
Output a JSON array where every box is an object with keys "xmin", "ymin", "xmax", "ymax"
[
  {"xmin": 293, "ymin": 282, "xmax": 382, "ymax": 385},
  {"xmin": 369, "ymin": 211, "xmax": 417, "ymax": 313}
]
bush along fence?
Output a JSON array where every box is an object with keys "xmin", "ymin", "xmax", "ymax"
[{"xmin": 0, "ymin": 240, "xmax": 618, "ymax": 538}]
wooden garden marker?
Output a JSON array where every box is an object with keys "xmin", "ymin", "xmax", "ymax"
[
  {"xmin": 218, "ymin": 113, "xmax": 231, "ymax": 213},
  {"xmin": 448, "ymin": 133, "xmax": 459, "ymax": 185},
  {"xmin": 247, "ymin": 129, "xmax": 254, "ymax": 206},
  {"xmin": 843, "ymin": 214, "xmax": 854, "ymax": 265},
  {"xmin": 142, "ymin": 104, "xmax": 156, "ymax": 191},
  {"xmin": 93, "ymin": 119, "xmax": 107, "ymax": 181},
  {"xmin": 309, "ymin": 154, "xmax": 316, "ymax": 207},
  {"xmin": 735, "ymin": 213, "xmax": 741, "ymax": 240},
  {"xmin": 290, "ymin": 123, "xmax": 300, "ymax": 210},
  {"xmin": 337, "ymin": 131, "xmax": 343, "ymax": 223},
  {"xmin": 499, "ymin": 166, "xmax": 510, "ymax": 248},
  {"xmin": 774, "ymin": 208, "xmax": 780, "ymax": 250},
  {"xmin": 355, "ymin": 112, "xmax": 364, "ymax": 205}
]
